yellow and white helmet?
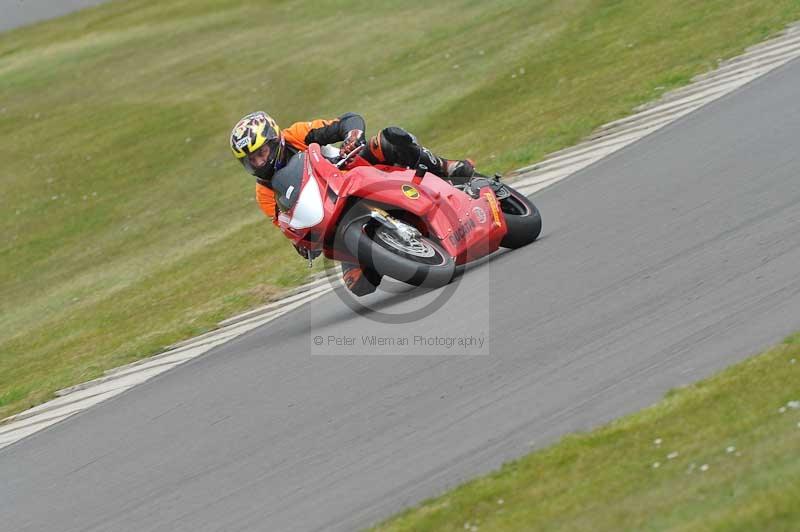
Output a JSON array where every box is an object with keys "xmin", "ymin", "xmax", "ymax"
[{"xmin": 230, "ymin": 111, "xmax": 286, "ymax": 180}]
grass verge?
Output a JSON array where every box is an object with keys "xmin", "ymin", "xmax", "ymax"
[
  {"xmin": 372, "ymin": 334, "xmax": 800, "ymax": 531},
  {"xmin": 2, "ymin": 0, "xmax": 800, "ymax": 419}
]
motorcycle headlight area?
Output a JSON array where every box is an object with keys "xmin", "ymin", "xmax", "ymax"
[{"xmin": 289, "ymin": 175, "xmax": 325, "ymax": 230}]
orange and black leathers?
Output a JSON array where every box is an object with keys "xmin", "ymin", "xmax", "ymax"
[
  {"xmin": 359, "ymin": 126, "xmax": 478, "ymax": 184},
  {"xmin": 255, "ymin": 112, "xmax": 366, "ymax": 221}
]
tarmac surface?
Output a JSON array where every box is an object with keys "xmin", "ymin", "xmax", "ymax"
[
  {"xmin": 0, "ymin": 0, "xmax": 110, "ymax": 33},
  {"xmin": 2, "ymin": 49, "xmax": 800, "ymax": 531}
]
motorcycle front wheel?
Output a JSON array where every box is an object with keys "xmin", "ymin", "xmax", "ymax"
[{"xmin": 341, "ymin": 217, "xmax": 455, "ymax": 288}]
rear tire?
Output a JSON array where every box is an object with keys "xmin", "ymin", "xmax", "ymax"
[
  {"xmin": 499, "ymin": 185, "xmax": 542, "ymax": 249},
  {"xmin": 341, "ymin": 216, "xmax": 455, "ymax": 288}
]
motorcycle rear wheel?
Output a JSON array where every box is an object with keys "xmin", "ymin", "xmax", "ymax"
[{"xmin": 499, "ymin": 185, "xmax": 542, "ymax": 249}]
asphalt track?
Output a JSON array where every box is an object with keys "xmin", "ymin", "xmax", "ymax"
[
  {"xmin": 0, "ymin": 0, "xmax": 110, "ymax": 33},
  {"xmin": 4, "ymin": 48, "xmax": 800, "ymax": 532}
]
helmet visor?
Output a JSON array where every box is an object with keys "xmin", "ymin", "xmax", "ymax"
[{"xmin": 242, "ymin": 140, "xmax": 278, "ymax": 179}]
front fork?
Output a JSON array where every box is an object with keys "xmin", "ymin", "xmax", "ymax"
[{"xmin": 368, "ymin": 207, "xmax": 422, "ymax": 244}]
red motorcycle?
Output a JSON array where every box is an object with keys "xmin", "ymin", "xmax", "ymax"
[{"xmin": 273, "ymin": 143, "xmax": 541, "ymax": 288}]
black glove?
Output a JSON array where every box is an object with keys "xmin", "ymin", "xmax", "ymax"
[
  {"xmin": 294, "ymin": 244, "xmax": 321, "ymax": 260},
  {"xmin": 340, "ymin": 129, "xmax": 365, "ymax": 157}
]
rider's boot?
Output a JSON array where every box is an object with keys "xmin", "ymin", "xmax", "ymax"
[
  {"xmin": 341, "ymin": 263, "xmax": 382, "ymax": 296},
  {"xmin": 441, "ymin": 158, "xmax": 489, "ymax": 185},
  {"xmin": 418, "ymin": 149, "xmax": 485, "ymax": 186},
  {"xmin": 464, "ymin": 174, "xmax": 509, "ymax": 199}
]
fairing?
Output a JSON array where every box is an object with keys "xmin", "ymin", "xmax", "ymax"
[{"xmin": 277, "ymin": 143, "xmax": 508, "ymax": 266}]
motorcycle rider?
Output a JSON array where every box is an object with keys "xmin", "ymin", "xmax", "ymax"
[{"xmin": 230, "ymin": 111, "xmax": 482, "ymax": 296}]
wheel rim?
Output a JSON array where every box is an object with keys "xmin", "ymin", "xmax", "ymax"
[
  {"xmin": 500, "ymin": 191, "xmax": 532, "ymax": 216},
  {"xmin": 374, "ymin": 226, "xmax": 437, "ymax": 258}
]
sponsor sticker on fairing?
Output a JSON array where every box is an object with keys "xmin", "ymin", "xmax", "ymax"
[
  {"xmin": 449, "ymin": 218, "xmax": 477, "ymax": 245},
  {"xmin": 402, "ymin": 184, "xmax": 420, "ymax": 199},
  {"xmin": 472, "ymin": 206, "xmax": 487, "ymax": 224},
  {"xmin": 484, "ymin": 192, "xmax": 502, "ymax": 227}
]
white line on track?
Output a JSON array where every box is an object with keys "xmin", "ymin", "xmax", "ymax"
[
  {"xmin": 3, "ymin": 22, "xmax": 800, "ymax": 450},
  {"xmin": 0, "ymin": 277, "xmax": 335, "ymax": 449},
  {"xmin": 508, "ymin": 23, "xmax": 800, "ymax": 191}
]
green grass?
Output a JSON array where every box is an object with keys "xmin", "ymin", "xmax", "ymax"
[
  {"xmin": 372, "ymin": 336, "xmax": 800, "ymax": 531},
  {"xmin": 2, "ymin": 0, "xmax": 800, "ymax": 420}
]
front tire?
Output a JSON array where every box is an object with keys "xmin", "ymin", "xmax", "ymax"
[
  {"xmin": 341, "ymin": 217, "xmax": 455, "ymax": 288},
  {"xmin": 499, "ymin": 185, "xmax": 542, "ymax": 248}
]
